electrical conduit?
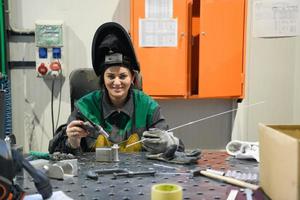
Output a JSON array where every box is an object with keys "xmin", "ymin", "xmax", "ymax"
[{"xmin": 0, "ymin": 0, "xmax": 7, "ymax": 76}]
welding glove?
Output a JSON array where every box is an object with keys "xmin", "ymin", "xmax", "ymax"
[
  {"xmin": 142, "ymin": 129, "xmax": 179, "ymax": 154},
  {"xmin": 226, "ymin": 140, "xmax": 259, "ymax": 162},
  {"xmin": 146, "ymin": 145, "xmax": 201, "ymax": 165}
]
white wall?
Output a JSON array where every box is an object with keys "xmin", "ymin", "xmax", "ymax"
[
  {"xmin": 9, "ymin": 0, "xmax": 132, "ymax": 152},
  {"xmin": 294, "ymin": 37, "xmax": 300, "ymax": 122},
  {"xmin": 233, "ymin": 0, "xmax": 299, "ymax": 141}
]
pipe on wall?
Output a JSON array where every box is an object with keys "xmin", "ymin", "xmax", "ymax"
[{"xmin": 0, "ymin": 0, "xmax": 7, "ymax": 76}]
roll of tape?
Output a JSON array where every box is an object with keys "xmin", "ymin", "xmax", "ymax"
[{"xmin": 151, "ymin": 183, "xmax": 182, "ymax": 200}]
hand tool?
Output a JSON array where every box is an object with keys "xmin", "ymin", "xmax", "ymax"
[{"xmin": 78, "ymin": 110, "xmax": 109, "ymax": 138}]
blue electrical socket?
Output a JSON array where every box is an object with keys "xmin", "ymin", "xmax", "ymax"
[
  {"xmin": 52, "ymin": 47, "xmax": 61, "ymax": 59},
  {"xmin": 38, "ymin": 47, "xmax": 47, "ymax": 58}
]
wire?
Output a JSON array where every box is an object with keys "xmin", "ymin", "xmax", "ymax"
[
  {"xmin": 55, "ymin": 69, "xmax": 63, "ymax": 131},
  {"xmin": 51, "ymin": 79, "xmax": 55, "ymax": 136},
  {"xmin": 50, "ymin": 61, "xmax": 63, "ymax": 136},
  {"xmin": 167, "ymin": 101, "xmax": 265, "ymax": 132},
  {"xmin": 125, "ymin": 101, "xmax": 265, "ymax": 148}
]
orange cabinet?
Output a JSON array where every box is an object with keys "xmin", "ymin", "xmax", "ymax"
[
  {"xmin": 130, "ymin": 0, "xmax": 246, "ymax": 99},
  {"xmin": 131, "ymin": 0, "xmax": 190, "ymax": 97},
  {"xmin": 197, "ymin": 0, "xmax": 246, "ymax": 98}
]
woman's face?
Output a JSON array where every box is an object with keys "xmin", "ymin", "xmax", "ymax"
[{"xmin": 103, "ymin": 66, "xmax": 133, "ymax": 103}]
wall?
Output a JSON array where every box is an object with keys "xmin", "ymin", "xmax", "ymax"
[
  {"xmin": 9, "ymin": 0, "xmax": 235, "ymax": 152},
  {"xmin": 294, "ymin": 37, "xmax": 300, "ymax": 122},
  {"xmin": 232, "ymin": 0, "xmax": 299, "ymax": 141}
]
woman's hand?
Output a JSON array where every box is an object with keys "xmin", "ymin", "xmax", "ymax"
[{"xmin": 66, "ymin": 120, "xmax": 89, "ymax": 148}]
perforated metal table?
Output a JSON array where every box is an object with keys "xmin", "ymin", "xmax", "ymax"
[{"xmin": 18, "ymin": 150, "xmax": 259, "ymax": 200}]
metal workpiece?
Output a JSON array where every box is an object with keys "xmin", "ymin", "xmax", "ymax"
[
  {"xmin": 18, "ymin": 151, "xmax": 260, "ymax": 200},
  {"xmin": 95, "ymin": 148, "xmax": 112, "ymax": 162},
  {"xmin": 111, "ymin": 144, "xmax": 120, "ymax": 162},
  {"xmin": 43, "ymin": 159, "xmax": 78, "ymax": 180},
  {"xmin": 95, "ymin": 144, "xmax": 120, "ymax": 162}
]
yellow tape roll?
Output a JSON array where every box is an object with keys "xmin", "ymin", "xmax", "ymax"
[{"xmin": 151, "ymin": 183, "xmax": 182, "ymax": 200}]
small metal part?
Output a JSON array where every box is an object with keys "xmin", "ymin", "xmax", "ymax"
[
  {"xmin": 113, "ymin": 170, "xmax": 156, "ymax": 178},
  {"xmin": 43, "ymin": 159, "xmax": 78, "ymax": 180},
  {"xmin": 96, "ymin": 145, "xmax": 119, "ymax": 162},
  {"xmin": 226, "ymin": 190, "xmax": 238, "ymax": 200},
  {"xmin": 225, "ymin": 170, "xmax": 258, "ymax": 183},
  {"xmin": 206, "ymin": 169, "xmax": 225, "ymax": 176},
  {"xmin": 44, "ymin": 164, "xmax": 64, "ymax": 180},
  {"xmin": 153, "ymin": 163, "xmax": 180, "ymax": 170},
  {"xmin": 96, "ymin": 148, "xmax": 112, "ymax": 162},
  {"xmin": 86, "ymin": 168, "xmax": 129, "ymax": 180},
  {"xmin": 245, "ymin": 189, "xmax": 253, "ymax": 200},
  {"xmin": 58, "ymin": 159, "xmax": 78, "ymax": 176},
  {"xmin": 189, "ymin": 168, "xmax": 201, "ymax": 177},
  {"xmin": 111, "ymin": 144, "xmax": 119, "ymax": 162}
]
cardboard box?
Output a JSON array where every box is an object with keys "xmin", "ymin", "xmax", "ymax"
[{"xmin": 259, "ymin": 124, "xmax": 300, "ymax": 200}]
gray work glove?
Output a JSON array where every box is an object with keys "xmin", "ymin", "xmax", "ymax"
[
  {"xmin": 142, "ymin": 128, "xmax": 179, "ymax": 154},
  {"xmin": 146, "ymin": 145, "xmax": 201, "ymax": 164}
]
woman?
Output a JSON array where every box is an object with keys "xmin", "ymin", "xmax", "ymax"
[{"xmin": 48, "ymin": 22, "xmax": 183, "ymax": 155}]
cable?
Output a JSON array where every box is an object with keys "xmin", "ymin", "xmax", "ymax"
[
  {"xmin": 51, "ymin": 79, "xmax": 55, "ymax": 136},
  {"xmin": 55, "ymin": 72, "xmax": 63, "ymax": 131},
  {"xmin": 51, "ymin": 61, "xmax": 63, "ymax": 136}
]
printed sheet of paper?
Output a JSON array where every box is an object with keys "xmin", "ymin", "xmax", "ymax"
[
  {"xmin": 139, "ymin": 18, "xmax": 178, "ymax": 47},
  {"xmin": 252, "ymin": 0, "xmax": 299, "ymax": 37},
  {"xmin": 145, "ymin": 0, "xmax": 173, "ymax": 18}
]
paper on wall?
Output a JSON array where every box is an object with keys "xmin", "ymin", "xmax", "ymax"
[
  {"xmin": 145, "ymin": 0, "xmax": 173, "ymax": 18},
  {"xmin": 252, "ymin": 0, "xmax": 299, "ymax": 37},
  {"xmin": 139, "ymin": 18, "xmax": 178, "ymax": 47}
]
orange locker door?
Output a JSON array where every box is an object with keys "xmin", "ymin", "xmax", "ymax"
[
  {"xmin": 131, "ymin": 0, "xmax": 190, "ymax": 97},
  {"xmin": 198, "ymin": 0, "xmax": 246, "ymax": 98}
]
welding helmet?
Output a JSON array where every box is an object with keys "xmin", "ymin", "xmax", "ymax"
[{"xmin": 91, "ymin": 22, "xmax": 140, "ymax": 77}]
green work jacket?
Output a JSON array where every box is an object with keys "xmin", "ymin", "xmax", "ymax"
[{"xmin": 48, "ymin": 89, "xmax": 168, "ymax": 154}]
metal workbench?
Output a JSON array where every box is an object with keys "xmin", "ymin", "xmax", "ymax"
[{"xmin": 18, "ymin": 150, "xmax": 259, "ymax": 200}]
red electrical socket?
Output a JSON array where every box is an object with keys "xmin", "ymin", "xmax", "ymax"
[{"xmin": 37, "ymin": 63, "xmax": 48, "ymax": 75}]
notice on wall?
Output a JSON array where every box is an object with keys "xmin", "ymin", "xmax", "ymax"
[
  {"xmin": 139, "ymin": 0, "xmax": 177, "ymax": 47},
  {"xmin": 145, "ymin": 0, "xmax": 173, "ymax": 18},
  {"xmin": 139, "ymin": 18, "xmax": 177, "ymax": 47},
  {"xmin": 252, "ymin": 0, "xmax": 299, "ymax": 37}
]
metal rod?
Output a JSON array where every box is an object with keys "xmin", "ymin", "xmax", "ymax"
[
  {"xmin": 125, "ymin": 101, "xmax": 265, "ymax": 149},
  {"xmin": 168, "ymin": 101, "xmax": 265, "ymax": 132},
  {"xmin": 153, "ymin": 163, "xmax": 180, "ymax": 170},
  {"xmin": 125, "ymin": 138, "xmax": 146, "ymax": 148}
]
